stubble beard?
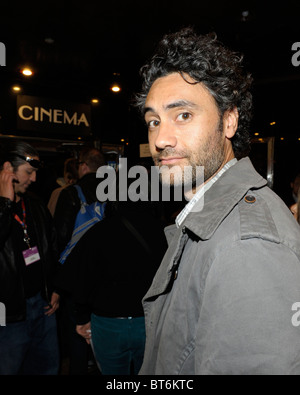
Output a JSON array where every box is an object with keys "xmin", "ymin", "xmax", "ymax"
[{"xmin": 153, "ymin": 125, "xmax": 226, "ymax": 189}]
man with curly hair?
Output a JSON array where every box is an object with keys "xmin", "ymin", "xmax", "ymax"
[{"xmin": 135, "ymin": 27, "xmax": 300, "ymax": 375}]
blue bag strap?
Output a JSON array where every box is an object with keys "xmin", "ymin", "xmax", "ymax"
[{"xmin": 74, "ymin": 184, "xmax": 87, "ymax": 204}]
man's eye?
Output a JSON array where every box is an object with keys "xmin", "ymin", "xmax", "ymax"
[
  {"xmin": 147, "ymin": 120, "xmax": 159, "ymax": 128},
  {"xmin": 177, "ymin": 112, "xmax": 191, "ymax": 121}
]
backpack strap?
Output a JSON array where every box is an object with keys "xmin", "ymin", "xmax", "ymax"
[
  {"xmin": 121, "ymin": 215, "xmax": 152, "ymax": 255},
  {"xmin": 74, "ymin": 184, "xmax": 87, "ymax": 204}
]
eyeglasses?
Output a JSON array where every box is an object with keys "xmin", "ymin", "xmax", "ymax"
[{"xmin": 14, "ymin": 153, "xmax": 42, "ymax": 169}]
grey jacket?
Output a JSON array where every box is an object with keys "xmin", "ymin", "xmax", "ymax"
[{"xmin": 140, "ymin": 157, "xmax": 300, "ymax": 375}]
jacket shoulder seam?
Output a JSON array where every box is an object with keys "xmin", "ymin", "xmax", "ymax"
[{"xmin": 238, "ymin": 192, "xmax": 280, "ymax": 243}]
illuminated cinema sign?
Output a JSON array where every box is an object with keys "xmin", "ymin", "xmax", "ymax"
[{"xmin": 17, "ymin": 95, "xmax": 91, "ymax": 136}]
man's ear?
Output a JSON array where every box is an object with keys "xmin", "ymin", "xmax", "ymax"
[
  {"xmin": 224, "ymin": 107, "xmax": 239, "ymax": 139},
  {"xmin": 81, "ymin": 163, "xmax": 90, "ymax": 176},
  {"xmin": 3, "ymin": 161, "xmax": 13, "ymax": 171}
]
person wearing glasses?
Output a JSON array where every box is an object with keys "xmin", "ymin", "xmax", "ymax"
[{"xmin": 0, "ymin": 139, "xmax": 60, "ymax": 375}]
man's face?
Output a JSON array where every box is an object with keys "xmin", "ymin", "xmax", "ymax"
[
  {"xmin": 14, "ymin": 159, "xmax": 38, "ymax": 195},
  {"xmin": 144, "ymin": 72, "xmax": 237, "ymax": 192}
]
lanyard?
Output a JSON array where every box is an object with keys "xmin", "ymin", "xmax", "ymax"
[{"xmin": 14, "ymin": 198, "xmax": 31, "ymax": 248}]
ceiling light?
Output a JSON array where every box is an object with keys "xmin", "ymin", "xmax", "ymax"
[
  {"xmin": 91, "ymin": 98, "xmax": 99, "ymax": 104},
  {"xmin": 12, "ymin": 85, "xmax": 21, "ymax": 92},
  {"xmin": 21, "ymin": 68, "xmax": 33, "ymax": 76},
  {"xmin": 111, "ymin": 84, "xmax": 121, "ymax": 93}
]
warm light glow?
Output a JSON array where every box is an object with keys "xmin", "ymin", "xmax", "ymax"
[
  {"xmin": 280, "ymin": 137, "xmax": 284, "ymax": 140},
  {"xmin": 120, "ymin": 138, "xmax": 125, "ymax": 142},
  {"xmin": 12, "ymin": 85, "xmax": 21, "ymax": 92},
  {"xmin": 254, "ymin": 132, "xmax": 259, "ymax": 136},
  {"xmin": 270, "ymin": 121, "xmax": 276, "ymax": 126},
  {"xmin": 22, "ymin": 68, "xmax": 33, "ymax": 76},
  {"xmin": 111, "ymin": 84, "xmax": 121, "ymax": 92},
  {"xmin": 91, "ymin": 98, "xmax": 99, "ymax": 104}
]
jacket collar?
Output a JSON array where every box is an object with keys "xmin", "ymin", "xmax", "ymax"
[{"xmin": 183, "ymin": 157, "xmax": 267, "ymax": 240}]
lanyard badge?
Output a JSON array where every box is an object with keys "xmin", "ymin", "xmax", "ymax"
[{"xmin": 14, "ymin": 199, "xmax": 40, "ymax": 266}]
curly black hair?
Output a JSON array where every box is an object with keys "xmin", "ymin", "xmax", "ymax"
[{"xmin": 135, "ymin": 27, "xmax": 253, "ymax": 158}]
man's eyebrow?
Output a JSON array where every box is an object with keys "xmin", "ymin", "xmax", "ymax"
[
  {"xmin": 164, "ymin": 100, "xmax": 198, "ymax": 111},
  {"xmin": 143, "ymin": 106, "xmax": 154, "ymax": 116},
  {"xmin": 143, "ymin": 100, "xmax": 198, "ymax": 116}
]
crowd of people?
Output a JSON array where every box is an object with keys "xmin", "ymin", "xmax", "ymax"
[
  {"xmin": 0, "ymin": 141, "xmax": 168, "ymax": 375},
  {"xmin": 0, "ymin": 26, "xmax": 300, "ymax": 376}
]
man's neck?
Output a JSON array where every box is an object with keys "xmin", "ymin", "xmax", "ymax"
[
  {"xmin": 184, "ymin": 158, "xmax": 238, "ymax": 201},
  {"xmin": 184, "ymin": 151, "xmax": 236, "ymax": 200},
  {"xmin": 15, "ymin": 194, "xmax": 22, "ymax": 203}
]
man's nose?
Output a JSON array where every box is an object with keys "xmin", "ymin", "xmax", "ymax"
[{"xmin": 154, "ymin": 122, "xmax": 177, "ymax": 150}]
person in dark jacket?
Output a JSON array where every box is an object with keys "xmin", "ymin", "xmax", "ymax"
[
  {"xmin": 0, "ymin": 139, "xmax": 60, "ymax": 375},
  {"xmin": 55, "ymin": 192, "xmax": 168, "ymax": 375},
  {"xmin": 53, "ymin": 146, "xmax": 105, "ymax": 375},
  {"xmin": 53, "ymin": 146, "xmax": 105, "ymax": 253}
]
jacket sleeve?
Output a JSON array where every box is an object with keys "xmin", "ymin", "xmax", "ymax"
[
  {"xmin": 28, "ymin": 194, "xmax": 60, "ymax": 298},
  {"xmin": 195, "ymin": 239, "xmax": 300, "ymax": 375},
  {"xmin": 53, "ymin": 186, "xmax": 79, "ymax": 253},
  {"xmin": 54, "ymin": 233, "xmax": 94, "ymax": 324},
  {"xmin": 0, "ymin": 197, "xmax": 13, "ymax": 249}
]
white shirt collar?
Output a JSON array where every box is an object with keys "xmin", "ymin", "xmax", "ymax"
[{"xmin": 175, "ymin": 158, "xmax": 238, "ymax": 228}]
